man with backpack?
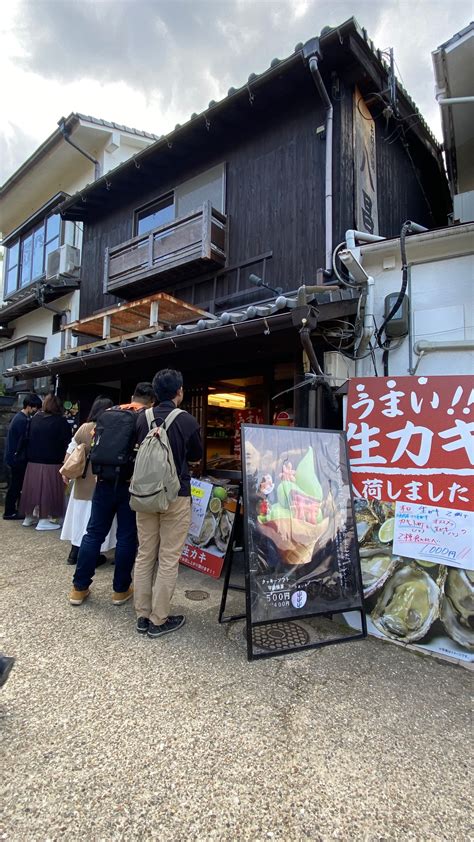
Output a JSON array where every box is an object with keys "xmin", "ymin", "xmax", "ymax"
[
  {"xmin": 132, "ymin": 369, "xmax": 202, "ymax": 638},
  {"xmin": 69, "ymin": 382, "xmax": 154, "ymax": 606}
]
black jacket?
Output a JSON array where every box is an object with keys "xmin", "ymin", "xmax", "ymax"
[
  {"xmin": 26, "ymin": 412, "xmax": 72, "ymax": 465},
  {"xmin": 135, "ymin": 401, "xmax": 202, "ymax": 496}
]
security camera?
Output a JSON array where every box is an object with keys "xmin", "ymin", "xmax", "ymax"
[{"xmin": 338, "ymin": 249, "xmax": 370, "ymax": 284}]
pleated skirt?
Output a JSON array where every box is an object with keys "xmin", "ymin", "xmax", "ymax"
[{"xmin": 20, "ymin": 463, "xmax": 66, "ymax": 519}]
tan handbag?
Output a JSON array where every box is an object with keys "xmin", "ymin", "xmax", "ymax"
[{"xmin": 60, "ymin": 442, "xmax": 87, "ymax": 480}]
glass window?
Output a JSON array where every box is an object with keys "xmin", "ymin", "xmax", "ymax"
[
  {"xmin": 20, "ymin": 233, "xmax": 33, "ymax": 287},
  {"xmin": 46, "ymin": 213, "xmax": 60, "ymax": 241},
  {"xmin": 136, "ymin": 195, "xmax": 174, "ymax": 236},
  {"xmin": 14, "ymin": 344, "xmax": 28, "ymax": 366},
  {"xmin": 4, "ymin": 208, "xmax": 66, "ymax": 296},
  {"xmin": 32, "ymin": 225, "xmax": 45, "ymax": 280},
  {"xmin": 5, "ymin": 242, "xmax": 19, "ymax": 295}
]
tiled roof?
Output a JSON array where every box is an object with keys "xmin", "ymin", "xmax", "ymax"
[
  {"xmin": 59, "ymin": 16, "xmax": 442, "ymax": 220},
  {"xmin": 75, "ymin": 113, "xmax": 160, "ymax": 142},
  {"xmin": 3, "ymin": 287, "xmax": 360, "ymax": 379}
]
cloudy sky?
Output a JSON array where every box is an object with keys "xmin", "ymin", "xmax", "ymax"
[{"xmin": 1, "ymin": 0, "xmax": 472, "ymax": 184}]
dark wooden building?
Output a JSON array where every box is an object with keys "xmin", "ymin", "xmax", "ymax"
[{"xmin": 5, "ymin": 18, "xmax": 450, "ymax": 464}]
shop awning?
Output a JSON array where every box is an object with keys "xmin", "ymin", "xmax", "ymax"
[{"xmin": 3, "ymin": 287, "xmax": 360, "ymax": 380}]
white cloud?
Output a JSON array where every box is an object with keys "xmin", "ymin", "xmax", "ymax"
[{"xmin": 1, "ymin": 0, "xmax": 472, "ymax": 183}]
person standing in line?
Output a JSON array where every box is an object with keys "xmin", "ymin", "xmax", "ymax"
[
  {"xmin": 3, "ymin": 393, "xmax": 42, "ymax": 520},
  {"xmin": 133, "ymin": 369, "xmax": 203, "ymax": 639},
  {"xmin": 60, "ymin": 396, "xmax": 115, "ymax": 566},
  {"xmin": 69, "ymin": 382, "xmax": 154, "ymax": 607},
  {"xmin": 20, "ymin": 393, "xmax": 71, "ymax": 531}
]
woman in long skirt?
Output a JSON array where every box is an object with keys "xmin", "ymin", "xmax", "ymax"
[
  {"xmin": 60, "ymin": 397, "xmax": 117, "ymax": 565},
  {"xmin": 21, "ymin": 393, "xmax": 72, "ymax": 531}
]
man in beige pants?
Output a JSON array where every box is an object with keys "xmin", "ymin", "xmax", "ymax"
[{"xmin": 134, "ymin": 369, "xmax": 203, "ymax": 638}]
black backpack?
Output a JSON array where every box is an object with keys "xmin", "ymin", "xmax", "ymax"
[{"xmin": 90, "ymin": 408, "xmax": 137, "ymax": 481}]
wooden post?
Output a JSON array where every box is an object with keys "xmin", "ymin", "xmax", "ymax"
[
  {"xmin": 103, "ymin": 247, "xmax": 110, "ymax": 294},
  {"xmin": 202, "ymin": 200, "xmax": 212, "ymax": 260},
  {"xmin": 149, "ymin": 300, "xmax": 159, "ymax": 327},
  {"xmin": 102, "ymin": 314, "xmax": 111, "ymax": 339}
]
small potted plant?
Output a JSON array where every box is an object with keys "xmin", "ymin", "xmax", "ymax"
[{"xmin": 0, "ymin": 381, "xmax": 16, "ymax": 408}]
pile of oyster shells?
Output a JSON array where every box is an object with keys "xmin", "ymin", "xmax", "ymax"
[{"xmin": 355, "ymin": 499, "xmax": 474, "ymax": 652}]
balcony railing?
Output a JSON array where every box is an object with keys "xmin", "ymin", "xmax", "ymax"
[{"xmin": 104, "ymin": 201, "xmax": 226, "ymax": 298}]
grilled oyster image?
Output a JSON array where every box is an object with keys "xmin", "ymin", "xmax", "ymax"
[
  {"xmin": 441, "ymin": 569, "xmax": 474, "ymax": 651},
  {"xmin": 359, "ymin": 550, "xmax": 402, "ymax": 598},
  {"xmin": 193, "ymin": 512, "xmax": 217, "ymax": 547},
  {"xmin": 372, "ymin": 563, "xmax": 441, "ymax": 643},
  {"xmin": 214, "ymin": 509, "xmax": 232, "ymax": 553}
]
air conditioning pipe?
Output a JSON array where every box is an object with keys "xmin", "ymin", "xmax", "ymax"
[
  {"xmin": 345, "ymin": 229, "xmax": 386, "ymax": 251},
  {"xmin": 414, "ymin": 339, "xmax": 474, "ymax": 355}
]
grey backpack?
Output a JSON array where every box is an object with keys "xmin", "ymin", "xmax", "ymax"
[{"xmin": 129, "ymin": 407, "xmax": 183, "ymax": 514}]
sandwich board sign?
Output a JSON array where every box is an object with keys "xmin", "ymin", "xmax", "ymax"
[{"xmin": 237, "ymin": 424, "xmax": 366, "ymax": 660}]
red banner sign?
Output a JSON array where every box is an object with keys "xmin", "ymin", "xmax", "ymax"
[{"xmin": 346, "ymin": 375, "xmax": 474, "ymax": 512}]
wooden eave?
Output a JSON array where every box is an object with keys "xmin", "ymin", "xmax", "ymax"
[{"xmin": 62, "ymin": 291, "xmax": 215, "ymax": 352}]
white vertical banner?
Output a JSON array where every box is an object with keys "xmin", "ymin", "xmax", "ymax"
[{"xmin": 353, "ymin": 86, "xmax": 379, "ymax": 235}]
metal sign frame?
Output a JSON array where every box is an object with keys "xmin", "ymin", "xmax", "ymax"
[{"xmin": 238, "ymin": 423, "xmax": 367, "ymax": 661}]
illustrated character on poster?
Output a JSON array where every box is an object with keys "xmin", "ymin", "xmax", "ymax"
[{"xmin": 257, "ymin": 473, "xmax": 275, "ymax": 519}]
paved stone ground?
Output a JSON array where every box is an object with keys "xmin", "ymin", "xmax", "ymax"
[{"xmin": 0, "ymin": 519, "xmax": 472, "ymax": 841}]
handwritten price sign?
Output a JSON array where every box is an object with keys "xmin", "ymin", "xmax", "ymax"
[{"xmin": 393, "ymin": 502, "xmax": 473, "ymax": 570}]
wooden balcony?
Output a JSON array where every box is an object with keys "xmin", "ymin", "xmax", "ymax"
[{"xmin": 104, "ymin": 201, "xmax": 226, "ymax": 298}]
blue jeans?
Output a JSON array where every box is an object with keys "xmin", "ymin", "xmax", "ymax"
[{"xmin": 73, "ymin": 480, "xmax": 137, "ymax": 592}]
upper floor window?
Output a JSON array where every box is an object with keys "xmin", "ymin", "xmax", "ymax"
[
  {"xmin": 134, "ymin": 163, "xmax": 226, "ymax": 237},
  {"xmin": 136, "ymin": 194, "xmax": 174, "ymax": 236},
  {"xmin": 5, "ymin": 212, "xmax": 61, "ymax": 297}
]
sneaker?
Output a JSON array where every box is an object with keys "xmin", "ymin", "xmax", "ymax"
[
  {"xmin": 69, "ymin": 587, "xmax": 90, "ymax": 605},
  {"xmin": 0, "ymin": 656, "xmax": 15, "ymax": 688},
  {"xmin": 3, "ymin": 513, "xmax": 22, "ymax": 521},
  {"xmin": 136, "ymin": 617, "xmax": 150, "ymax": 635},
  {"xmin": 112, "ymin": 587, "xmax": 133, "ymax": 605},
  {"xmin": 147, "ymin": 615, "xmax": 186, "ymax": 638},
  {"xmin": 22, "ymin": 516, "xmax": 38, "ymax": 527},
  {"xmin": 36, "ymin": 519, "xmax": 61, "ymax": 531}
]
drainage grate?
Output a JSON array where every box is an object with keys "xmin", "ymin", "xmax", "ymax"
[
  {"xmin": 250, "ymin": 622, "xmax": 310, "ymax": 651},
  {"xmin": 185, "ymin": 589, "xmax": 210, "ymax": 601}
]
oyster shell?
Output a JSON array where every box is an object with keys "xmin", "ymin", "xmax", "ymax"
[
  {"xmin": 359, "ymin": 551, "xmax": 402, "ymax": 598},
  {"xmin": 440, "ymin": 569, "xmax": 474, "ymax": 651},
  {"xmin": 372, "ymin": 563, "xmax": 441, "ymax": 643},
  {"xmin": 194, "ymin": 512, "xmax": 217, "ymax": 547},
  {"xmin": 214, "ymin": 510, "xmax": 232, "ymax": 553},
  {"xmin": 355, "ymin": 500, "xmax": 378, "ymax": 544}
]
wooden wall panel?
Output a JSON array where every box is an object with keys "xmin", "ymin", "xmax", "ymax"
[{"xmin": 77, "ymin": 72, "xmax": 449, "ymax": 320}]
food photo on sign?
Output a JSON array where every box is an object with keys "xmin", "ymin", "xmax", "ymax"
[
  {"xmin": 179, "ymin": 478, "xmax": 239, "ymax": 578},
  {"xmin": 241, "ymin": 424, "xmax": 364, "ymax": 625},
  {"xmin": 343, "ymin": 375, "xmax": 474, "ymax": 664}
]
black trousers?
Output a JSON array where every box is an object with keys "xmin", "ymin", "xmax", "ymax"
[{"xmin": 4, "ymin": 463, "xmax": 27, "ymax": 517}]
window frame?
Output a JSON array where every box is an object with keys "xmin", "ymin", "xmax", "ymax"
[
  {"xmin": 134, "ymin": 193, "xmax": 175, "ymax": 237},
  {"xmin": 132, "ymin": 162, "xmax": 227, "ymax": 238},
  {"xmin": 3, "ymin": 212, "xmax": 63, "ymax": 299}
]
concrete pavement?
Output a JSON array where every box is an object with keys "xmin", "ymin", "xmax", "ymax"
[{"xmin": 0, "ymin": 519, "xmax": 471, "ymax": 841}]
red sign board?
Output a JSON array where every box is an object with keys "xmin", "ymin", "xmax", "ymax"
[
  {"xmin": 179, "ymin": 544, "xmax": 224, "ymax": 579},
  {"xmin": 346, "ymin": 375, "xmax": 474, "ymax": 512}
]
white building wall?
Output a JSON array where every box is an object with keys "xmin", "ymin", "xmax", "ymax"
[
  {"xmin": 1, "ymin": 127, "xmax": 156, "ymax": 363},
  {"xmin": 6, "ymin": 291, "xmax": 80, "ymax": 360},
  {"xmin": 355, "ymin": 224, "xmax": 474, "ymax": 378}
]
